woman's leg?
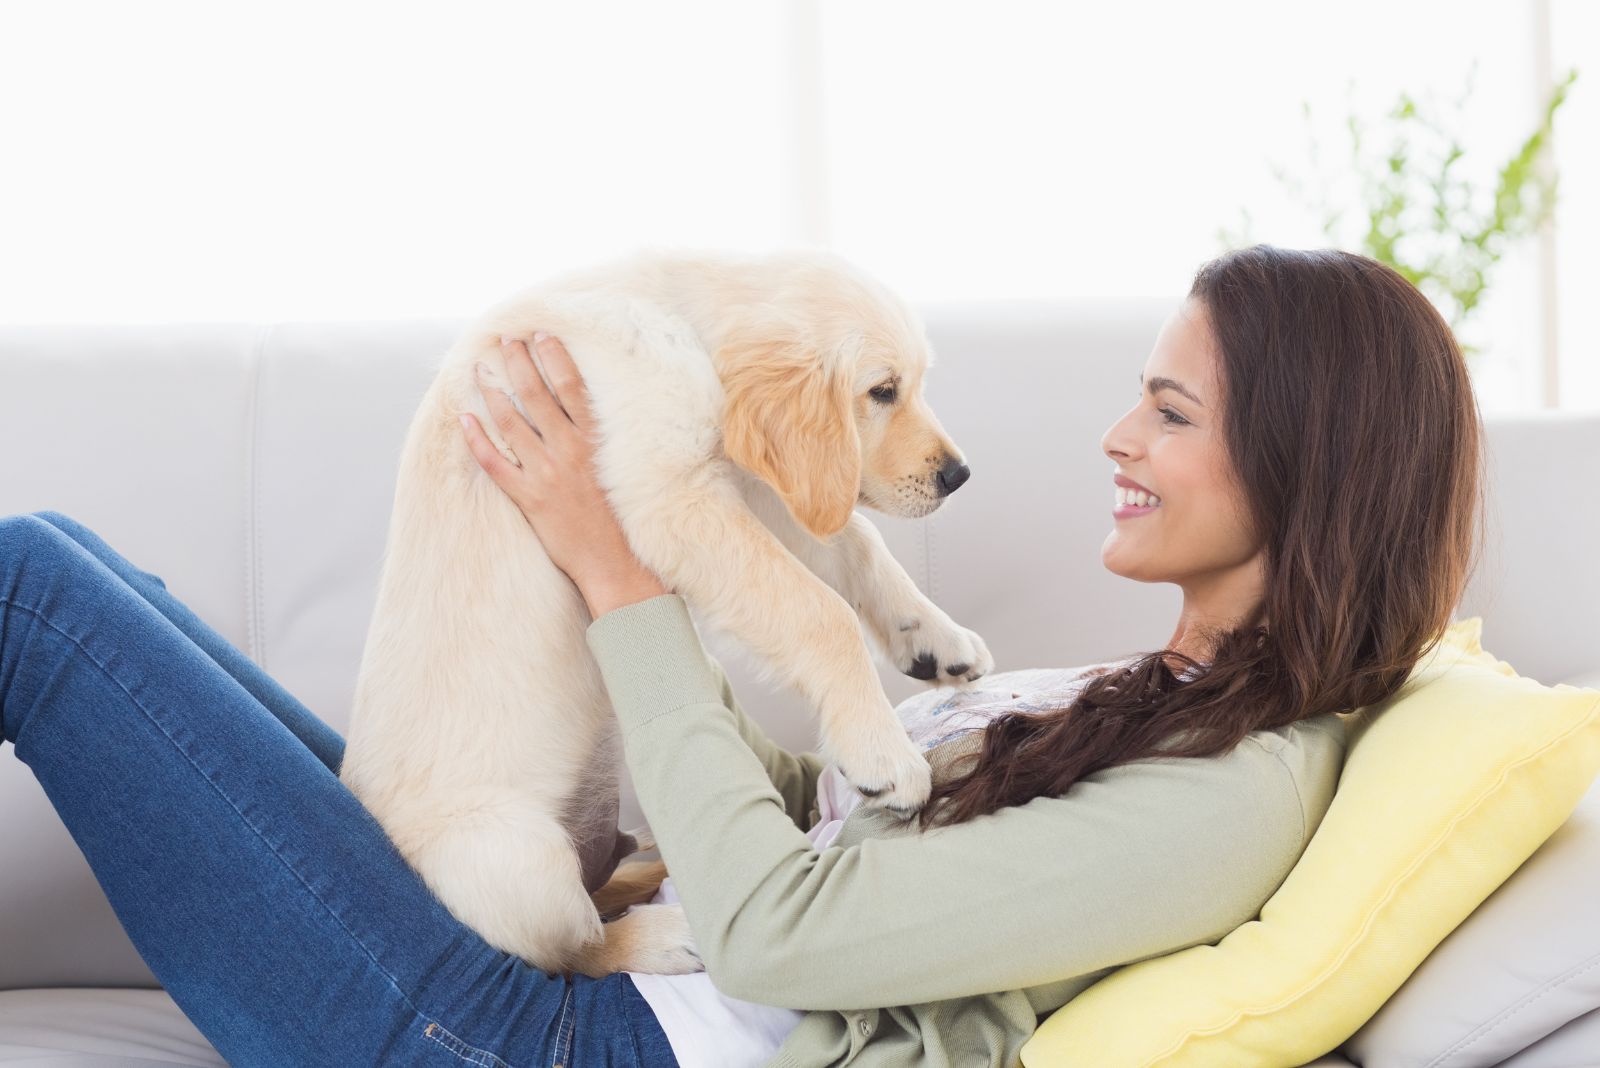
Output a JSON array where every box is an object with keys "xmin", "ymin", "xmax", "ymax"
[
  {"xmin": 0, "ymin": 512, "xmax": 677, "ymax": 1068},
  {"xmin": 28, "ymin": 510, "xmax": 345, "ymax": 775}
]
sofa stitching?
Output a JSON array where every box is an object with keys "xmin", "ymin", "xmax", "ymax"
[
  {"xmin": 243, "ymin": 324, "xmax": 272, "ymax": 667},
  {"xmin": 1144, "ymin": 693, "xmax": 1600, "ymax": 1067},
  {"xmin": 1425, "ymin": 937, "xmax": 1600, "ymax": 1065}
]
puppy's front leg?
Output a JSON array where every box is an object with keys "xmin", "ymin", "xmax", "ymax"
[
  {"xmin": 823, "ymin": 513, "xmax": 994, "ymax": 688},
  {"xmin": 636, "ymin": 497, "xmax": 933, "ymax": 818},
  {"xmin": 742, "ymin": 479, "xmax": 993, "ymax": 689}
]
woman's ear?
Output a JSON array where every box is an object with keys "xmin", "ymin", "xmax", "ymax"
[{"xmin": 717, "ymin": 331, "xmax": 862, "ymax": 540}]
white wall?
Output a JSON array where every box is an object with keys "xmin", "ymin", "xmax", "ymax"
[
  {"xmin": 1, "ymin": 0, "xmax": 1591, "ymax": 409},
  {"xmin": 1552, "ymin": 0, "xmax": 1598, "ymax": 412}
]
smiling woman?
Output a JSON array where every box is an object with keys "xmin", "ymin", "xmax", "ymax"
[
  {"xmin": 1100, "ymin": 299, "xmax": 1266, "ymax": 657},
  {"xmin": 912, "ymin": 243, "xmax": 1486, "ymax": 833}
]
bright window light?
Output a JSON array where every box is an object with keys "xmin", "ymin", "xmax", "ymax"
[{"xmin": 0, "ymin": 0, "xmax": 1591, "ymax": 410}]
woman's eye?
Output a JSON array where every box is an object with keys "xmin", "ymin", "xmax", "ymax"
[
  {"xmin": 1159, "ymin": 407, "xmax": 1189, "ymax": 426},
  {"xmin": 869, "ymin": 384, "xmax": 898, "ymax": 404}
]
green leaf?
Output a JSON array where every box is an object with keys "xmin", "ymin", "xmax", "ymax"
[{"xmin": 1261, "ymin": 66, "xmax": 1577, "ymax": 338}]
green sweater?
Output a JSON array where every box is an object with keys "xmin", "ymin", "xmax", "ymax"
[{"xmin": 584, "ymin": 593, "xmax": 1348, "ymax": 1068}]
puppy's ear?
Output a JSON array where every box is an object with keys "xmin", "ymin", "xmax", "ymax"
[{"xmin": 718, "ymin": 332, "xmax": 862, "ymax": 540}]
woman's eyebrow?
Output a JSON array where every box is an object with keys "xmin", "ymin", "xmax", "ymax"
[{"xmin": 1138, "ymin": 372, "xmax": 1206, "ymax": 408}]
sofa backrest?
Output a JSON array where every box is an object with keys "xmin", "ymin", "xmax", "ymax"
[{"xmin": 2, "ymin": 302, "xmax": 1597, "ymax": 990}]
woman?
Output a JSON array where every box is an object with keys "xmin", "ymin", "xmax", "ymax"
[{"xmin": 0, "ymin": 245, "xmax": 1483, "ymax": 1067}]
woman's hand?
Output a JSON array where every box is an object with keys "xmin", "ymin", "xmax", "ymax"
[{"xmin": 458, "ymin": 333, "xmax": 668, "ymax": 619}]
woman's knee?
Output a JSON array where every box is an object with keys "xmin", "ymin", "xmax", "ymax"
[
  {"xmin": 0, "ymin": 515, "xmax": 87, "ymax": 742},
  {"xmin": 5, "ymin": 512, "xmax": 167, "ymax": 592},
  {"xmin": 30, "ymin": 510, "xmax": 94, "ymax": 543},
  {"xmin": 0, "ymin": 512, "xmax": 77, "ymax": 562},
  {"xmin": 0, "ymin": 513, "xmax": 120, "ymax": 605}
]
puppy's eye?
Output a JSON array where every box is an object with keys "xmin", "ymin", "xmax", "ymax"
[{"xmin": 869, "ymin": 383, "xmax": 898, "ymax": 405}]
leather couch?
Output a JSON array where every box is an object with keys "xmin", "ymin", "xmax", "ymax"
[{"xmin": 3, "ymin": 299, "xmax": 1597, "ymax": 1066}]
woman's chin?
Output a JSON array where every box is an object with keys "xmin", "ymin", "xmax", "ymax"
[
  {"xmin": 1100, "ymin": 534, "xmax": 1133, "ymax": 577},
  {"xmin": 1101, "ymin": 532, "xmax": 1157, "ymax": 582}
]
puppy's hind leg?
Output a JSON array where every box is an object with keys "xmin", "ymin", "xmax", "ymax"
[
  {"xmin": 410, "ymin": 805, "xmax": 699, "ymax": 978},
  {"xmin": 589, "ymin": 824, "xmax": 667, "ymax": 919},
  {"xmin": 591, "ymin": 858, "xmax": 669, "ymax": 920},
  {"xmin": 566, "ymin": 901, "xmax": 701, "ymax": 979},
  {"xmin": 622, "ymin": 824, "xmax": 656, "ymax": 854},
  {"xmin": 409, "ymin": 805, "xmax": 606, "ymax": 975}
]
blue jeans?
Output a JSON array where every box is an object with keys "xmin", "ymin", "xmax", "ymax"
[{"xmin": 0, "ymin": 511, "xmax": 680, "ymax": 1068}]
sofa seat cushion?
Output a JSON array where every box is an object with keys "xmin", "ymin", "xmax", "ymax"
[
  {"xmin": 1563, "ymin": 668, "xmax": 1600, "ymax": 691},
  {"xmin": 1341, "ymin": 772, "xmax": 1600, "ymax": 1067},
  {"xmin": 0, "ymin": 988, "xmax": 224, "ymax": 1067},
  {"xmin": 1498, "ymin": 1004, "xmax": 1600, "ymax": 1067}
]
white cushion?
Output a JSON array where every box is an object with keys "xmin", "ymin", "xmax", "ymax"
[
  {"xmin": 1498, "ymin": 1005, "xmax": 1600, "ymax": 1067},
  {"xmin": 0, "ymin": 989, "xmax": 223, "ymax": 1067},
  {"xmin": 1563, "ymin": 668, "xmax": 1600, "ymax": 691},
  {"xmin": 1340, "ymin": 773, "xmax": 1600, "ymax": 1067}
]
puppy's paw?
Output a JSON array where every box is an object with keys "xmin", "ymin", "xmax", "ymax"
[
  {"xmin": 601, "ymin": 903, "xmax": 704, "ymax": 976},
  {"xmin": 891, "ymin": 612, "xmax": 995, "ymax": 687},
  {"xmin": 825, "ymin": 714, "xmax": 933, "ymax": 821}
]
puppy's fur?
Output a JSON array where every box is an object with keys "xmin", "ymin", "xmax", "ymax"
[{"xmin": 338, "ymin": 248, "xmax": 993, "ymax": 977}]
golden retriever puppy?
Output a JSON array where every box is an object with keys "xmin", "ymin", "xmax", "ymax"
[{"xmin": 338, "ymin": 248, "xmax": 993, "ymax": 978}]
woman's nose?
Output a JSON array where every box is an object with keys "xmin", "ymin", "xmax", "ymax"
[{"xmin": 1101, "ymin": 408, "xmax": 1140, "ymax": 462}]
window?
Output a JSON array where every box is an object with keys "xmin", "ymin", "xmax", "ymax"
[{"xmin": 1, "ymin": 0, "xmax": 1590, "ymax": 409}]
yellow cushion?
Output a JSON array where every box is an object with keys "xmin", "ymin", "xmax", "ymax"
[{"xmin": 1021, "ymin": 617, "xmax": 1600, "ymax": 1068}]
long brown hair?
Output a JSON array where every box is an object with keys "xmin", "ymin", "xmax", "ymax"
[{"xmin": 915, "ymin": 245, "xmax": 1486, "ymax": 832}]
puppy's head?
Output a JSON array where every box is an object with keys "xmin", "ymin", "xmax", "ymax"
[{"xmin": 715, "ymin": 252, "xmax": 969, "ymax": 540}]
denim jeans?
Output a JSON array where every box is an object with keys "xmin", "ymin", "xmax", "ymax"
[{"xmin": 0, "ymin": 511, "xmax": 680, "ymax": 1068}]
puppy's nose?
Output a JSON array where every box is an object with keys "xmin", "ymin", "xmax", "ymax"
[{"xmin": 936, "ymin": 457, "xmax": 970, "ymax": 496}]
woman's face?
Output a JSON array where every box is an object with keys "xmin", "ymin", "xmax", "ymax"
[{"xmin": 1099, "ymin": 298, "xmax": 1263, "ymax": 597}]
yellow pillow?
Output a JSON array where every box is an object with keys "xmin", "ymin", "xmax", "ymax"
[{"xmin": 1021, "ymin": 617, "xmax": 1600, "ymax": 1068}]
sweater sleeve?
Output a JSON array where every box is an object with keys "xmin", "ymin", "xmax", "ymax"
[
  {"xmin": 692, "ymin": 644, "xmax": 827, "ymax": 833},
  {"xmin": 586, "ymin": 593, "xmax": 1309, "ymax": 1011}
]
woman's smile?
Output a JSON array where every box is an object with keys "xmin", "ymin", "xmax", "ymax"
[
  {"xmin": 1112, "ymin": 474, "xmax": 1162, "ymax": 518},
  {"xmin": 1112, "ymin": 495, "xmax": 1161, "ymax": 519},
  {"xmin": 1099, "ymin": 298, "xmax": 1267, "ymax": 655}
]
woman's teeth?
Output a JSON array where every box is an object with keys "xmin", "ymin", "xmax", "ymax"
[{"xmin": 1115, "ymin": 487, "xmax": 1161, "ymax": 508}]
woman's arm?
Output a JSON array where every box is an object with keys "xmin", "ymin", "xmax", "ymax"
[
  {"xmin": 587, "ymin": 591, "xmax": 1312, "ymax": 1011},
  {"xmin": 697, "ymin": 640, "xmax": 828, "ymax": 835},
  {"xmin": 459, "ymin": 332, "xmax": 1309, "ymax": 1012}
]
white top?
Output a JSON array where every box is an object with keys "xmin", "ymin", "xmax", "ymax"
[{"xmin": 625, "ymin": 660, "xmax": 1134, "ymax": 1068}]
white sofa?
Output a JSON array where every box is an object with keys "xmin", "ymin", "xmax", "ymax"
[{"xmin": 2, "ymin": 300, "xmax": 1597, "ymax": 1067}]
